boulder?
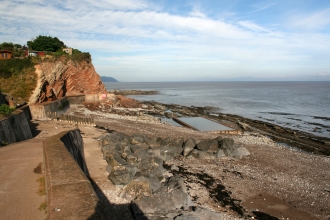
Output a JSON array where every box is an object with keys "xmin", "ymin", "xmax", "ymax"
[
  {"xmin": 198, "ymin": 151, "xmax": 216, "ymax": 159},
  {"xmin": 218, "ymin": 138, "xmax": 236, "ymax": 156},
  {"xmin": 101, "ymin": 133, "xmax": 122, "ymax": 146},
  {"xmin": 130, "ymin": 144, "xmax": 148, "ymax": 154},
  {"xmin": 214, "ymin": 136, "xmax": 224, "ymax": 142},
  {"xmin": 131, "ymin": 134, "xmax": 147, "ymax": 145},
  {"xmin": 161, "ymin": 137, "xmax": 172, "ymax": 146},
  {"xmin": 122, "ymin": 152, "xmax": 138, "ymax": 165},
  {"xmin": 174, "ymin": 207, "xmax": 224, "ymax": 220},
  {"xmin": 231, "ymin": 146, "xmax": 250, "ymax": 159},
  {"xmin": 131, "ymin": 175, "xmax": 191, "ymax": 218},
  {"xmin": 215, "ymin": 149, "xmax": 226, "ymax": 158},
  {"xmin": 133, "ymin": 175, "xmax": 162, "ymax": 192},
  {"xmin": 218, "ymin": 138, "xmax": 234, "ymax": 150},
  {"xmin": 135, "ymin": 148, "xmax": 154, "ymax": 160},
  {"xmin": 118, "ymin": 133, "xmax": 131, "ymax": 146},
  {"xmin": 105, "ymin": 151, "xmax": 127, "ymax": 169},
  {"xmin": 120, "ymin": 180, "xmax": 152, "ymax": 201},
  {"xmin": 171, "ymin": 165, "xmax": 180, "ymax": 171},
  {"xmin": 138, "ymin": 155, "xmax": 164, "ymax": 181},
  {"xmin": 196, "ymin": 140, "xmax": 218, "ymax": 153},
  {"xmin": 183, "ymin": 138, "xmax": 196, "ymax": 156},
  {"xmin": 108, "ymin": 164, "xmax": 138, "ymax": 185},
  {"xmin": 186, "ymin": 149, "xmax": 199, "ymax": 158},
  {"xmin": 170, "ymin": 137, "xmax": 184, "ymax": 147},
  {"xmin": 146, "ymin": 139, "xmax": 161, "ymax": 149},
  {"xmin": 160, "ymin": 147, "xmax": 175, "ymax": 161}
]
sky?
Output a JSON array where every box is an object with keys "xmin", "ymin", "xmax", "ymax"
[{"xmin": 1, "ymin": 0, "xmax": 330, "ymax": 82}]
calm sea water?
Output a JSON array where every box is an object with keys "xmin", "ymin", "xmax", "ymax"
[{"xmin": 104, "ymin": 81, "xmax": 330, "ymax": 138}]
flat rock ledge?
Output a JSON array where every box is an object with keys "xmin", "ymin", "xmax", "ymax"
[{"xmin": 98, "ymin": 133, "xmax": 250, "ymax": 219}]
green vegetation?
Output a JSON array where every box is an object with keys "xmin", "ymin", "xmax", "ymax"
[
  {"xmin": 38, "ymin": 202, "xmax": 47, "ymax": 213},
  {"xmin": 27, "ymin": 35, "xmax": 66, "ymax": 52},
  {"xmin": 0, "ymin": 42, "xmax": 25, "ymax": 57},
  {"xmin": 0, "ymin": 104, "xmax": 15, "ymax": 115},
  {"xmin": 0, "ymin": 56, "xmax": 37, "ymax": 101},
  {"xmin": 0, "ymin": 35, "xmax": 92, "ymax": 102},
  {"xmin": 0, "ymin": 141, "xmax": 8, "ymax": 147},
  {"xmin": 0, "ymin": 57, "xmax": 35, "ymax": 78},
  {"xmin": 36, "ymin": 176, "xmax": 46, "ymax": 196}
]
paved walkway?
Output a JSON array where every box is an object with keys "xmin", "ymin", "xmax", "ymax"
[{"xmin": 0, "ymin": 138, "xmax": 46, "ymax": 220}]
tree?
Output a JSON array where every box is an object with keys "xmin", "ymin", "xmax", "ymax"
[
  {"xmin": 27, "ymin": 35, "xmax": 67, "ymax": 51},
  {"xmin": 0, "ymin": 42, "xmax": 14, "ymax": 51},
  {"xmin": 0, "ymin": 42, "xmax": 24, "ymax": 57}
]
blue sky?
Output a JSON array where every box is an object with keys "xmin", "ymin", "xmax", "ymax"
[{"xmin": 1, "ymin": 0, "xmax": 330, "ymax": 81}]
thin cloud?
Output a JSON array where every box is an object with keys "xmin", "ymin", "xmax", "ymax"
[
  {"xmin": 238, "ymin": 20, "xmax": 272, "ymax": 33},
  {"xmin": 1, "ymin": 0, "xmax": 330, "ymax": 81},
  {"xmin": 287, "ymin": 9, "xmax": 330, "ymax": 31}
]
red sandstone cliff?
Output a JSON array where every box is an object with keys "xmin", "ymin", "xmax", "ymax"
[{"xmin": 29, "ymin": 57, "xmax": 107, "ymax": 104}]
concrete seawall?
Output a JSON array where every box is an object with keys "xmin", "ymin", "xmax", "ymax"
[
  {"xmin": 0, "ymin": 107, "xmax": 32, "ymax": 145},
  {"xmin": 29, "ymin": 97, "xmax": 70, "ymax": 120},
  {"xmin": 43, "ymin": 129, "xmax": 101, "ymax": 219}
]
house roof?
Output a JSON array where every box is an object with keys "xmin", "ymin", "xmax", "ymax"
[{"xmin": 0, "ymin": 50, "xmax": 12, "ymax": 53}]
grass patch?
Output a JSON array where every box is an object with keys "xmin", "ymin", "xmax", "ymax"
[
  {"xmin": 0, "ymin": 63, "xmax": 37, "ymax": 102},
  {"xmin": 38, "ymin": 202, "xmax": 47, "ymax": 213},
  {"xmin": 36, "ymin": 176, "xmax": 46, "ymax": 196}
]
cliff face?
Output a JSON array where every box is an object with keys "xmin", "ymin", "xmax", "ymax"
[{"xmin": 29, "ymin": 58, "xmax": 107, "ymax": 104}]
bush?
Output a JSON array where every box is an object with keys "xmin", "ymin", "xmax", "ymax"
[
  {"xmin": 0, "ymin": 104, "xmax": 15, "ymax": 115},
  {"xmin": 71, "ymin": 52, "xmax": 91, "ymax": 63}
]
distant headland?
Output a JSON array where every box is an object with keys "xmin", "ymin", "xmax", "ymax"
[{"xmin": 100, "ymin": 76, "xmax": 118, "ymax": 82}]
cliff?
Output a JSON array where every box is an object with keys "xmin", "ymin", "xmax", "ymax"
[{"xmin": 29, "ymin": 58, "xmax": 107, "ymax": 104}]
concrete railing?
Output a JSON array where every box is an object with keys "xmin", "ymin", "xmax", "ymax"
[{"xmin": 43, "ymin": 129, "xmax": 101, "ymax": 219}]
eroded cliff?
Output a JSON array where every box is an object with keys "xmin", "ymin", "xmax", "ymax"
[{"xmin": 29, "ymin": 57, "xmax": 107, "ymax": 104}]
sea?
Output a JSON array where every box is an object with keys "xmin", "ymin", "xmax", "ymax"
[{"xmin": 104, "ymin": 81, "xmax": 330, "ymax": 138}]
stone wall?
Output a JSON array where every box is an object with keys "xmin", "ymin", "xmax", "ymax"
[
  {"xmin": 0, "ymin": 108, "xmax": 32, "ymax": 145},
  {"xmin": 43, "ymin": 129, "xmax": 101, "ymax": 220},
  {"xmin": 29, "ymin": 97, "xmax": 70, "ymax": 120}
]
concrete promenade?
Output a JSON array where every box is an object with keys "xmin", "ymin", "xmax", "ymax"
[{"xmin": 0, "ymin": 139, "xmax": 46, "ymax": 220}]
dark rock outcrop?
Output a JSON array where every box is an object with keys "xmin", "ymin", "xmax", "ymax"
[{"xmin": 97, "ymin": 133, "xmax": 250, "ymax": 219}]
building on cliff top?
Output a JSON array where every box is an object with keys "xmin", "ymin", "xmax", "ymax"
[
  {"xmin": 0, "ymin": 50, "xmax": 12, "ymax": 59},
  {"xmin": 27, "ymin": 51, "xmax": 46, "ymax": 57},
  {"xmin": 63, "ymin": 48, "xmax": 72, "ymax": 55}
]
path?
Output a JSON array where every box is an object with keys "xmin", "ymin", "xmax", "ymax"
[{"xmin": 0, "ymin": 138, "xmax": 46, "ymax": 220}]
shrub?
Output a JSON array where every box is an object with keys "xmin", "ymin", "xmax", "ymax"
[{"xmin": 0, "ymin": 104, "xmax": 15, "ymax": 115}]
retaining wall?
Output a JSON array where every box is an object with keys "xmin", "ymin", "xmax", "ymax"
[
  {"xmin": 43, "ymin": 129, "xmax": 101, "ymax": 219},
  {"xmin": 0, "ymin": 108, "xmax": 32, "ymax": 145},
  {"xmin": 66, "ymin": 95, "xmax": 85, "ymax": 104},
  {"xmin": 29, "ymin": 97, "xmax": 70, "ymax": 120}
]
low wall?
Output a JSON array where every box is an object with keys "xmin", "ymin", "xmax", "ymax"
[
  {"xmin": 0, "ymin": 108, "xmax": 32, "ymax": 145},
  {"xmin": 43, "ymin": 129, "xmax": 101, "ymax": 219},
  {"xmin": 85, "ymin": 93, "xmax": 116, "ymax": 102},
  {"xmin": 66, "ymin": 95, "xmax": 85, "ymax": 104},
  {"xmin": 29, "ymin": 97, "xmax": 70, "ymax": 120}
]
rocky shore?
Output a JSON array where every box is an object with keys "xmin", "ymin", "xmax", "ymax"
[
  {"xmin": 109, "ymin": 90, "xmax": 159, "ymax": 96},
  {"xmin": 52, "ymin": 96, "xmax": 330, "ymax": 220}
]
